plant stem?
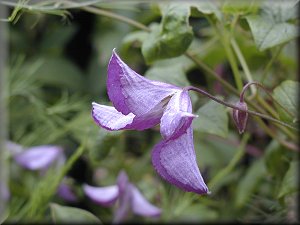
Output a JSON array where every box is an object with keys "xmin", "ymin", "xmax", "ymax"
[
  {"xmin": 254, "ymin": 117, "xmax": 298, "ymax": 152},
  {"xmin": 231, "ymin": 38, "xmax": 256, "ymax": 95},
  {"xmin": 208, "ymin": 133, "xmax": 250, "ymax": 189},
  {"xmin": 82, "ymin": 5, "xmax": 150, "ymax": 32},
  {"xmin": 16, "ymin": 143, "xmax": 86, "ymax": 221},
  {"xmin": 185, "ymin": 86, "xmax": 298, "ymax": 131},
  {"xmin": 260, "ymin": 45, "xmax": 284, "ymax": 83},
  {"xmin": 206, "ymin": 16, "xmax": 243, "ymax": 91},
  {"xmin": 185, "ymin": 52, "xmax": 240, "ymax": 95},
  {"xmin": 0, "ymin": 5, "xmax": 8, "ymax": 222}
]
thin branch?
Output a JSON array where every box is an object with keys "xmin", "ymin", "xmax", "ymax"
[{"xmin": 185, "ymin": 86, "xmax": 298, "ymax": 131}]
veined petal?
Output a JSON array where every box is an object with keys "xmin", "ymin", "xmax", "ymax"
[
  {"xmin": 92, "ymin": 102, "xmax": 163, "ymax": 131},
  {"xmin": 14, "ymin": 145, "xmax": 63, "ymax": 170},
  {"xmin": 92, "ymin": 103, "xmax": 135, "ymax": 130},
  {"xmin": 107, "ymin": 49, "xmax": 180, "ymax": 116},
  {"xmin": 152, "ymin": 127, "xmax": 209, "ymax": 195},
  {"xmin": 160, "ymin": 90, "xmax": 197, "ymax": 140},
  {"xmin": 83, "ymin": 184, "xmax": 119, "ymax": 206},
  {"xmin": 130, "ymin": 184, "xmax": 161, "ymax": 217}
]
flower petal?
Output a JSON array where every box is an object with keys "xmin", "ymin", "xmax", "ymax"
[
  {"xmin": 57, "ymin": 181, "xmax": 78, "ymax": 202},
  {"xmin": 130, "ymin": 184, "xmax": 161, "ymax": 217},
  {"xmin": 83, "ymin": 184, "xmax": 119, "ymax": 206},
  {"xmin": 92, "ymin": 102, "xmax": 164, "ymax": 131},
  {"xmin": 160, "ymin": 90, "xmax": 197, "ymax": 140},
  {"xmin": 92, "ymin": 103, "xmax": 135, "ymax": 130},
  {"xmin": 152, "ymin": 127, "xmax": 210, "ymax": 195},
  {"xmin": 113, "ymin": 183, "xmax": 132, "ymax": 224},
  {"xmin": 14, "ymin": 145, "xmax": 63, "ymax": 170},
  {"xmin": 107, "ymin": 49, "xmax": 180, "ymax": 116}
]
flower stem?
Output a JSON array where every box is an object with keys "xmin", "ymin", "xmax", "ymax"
[
  {"xmin": 185, "ymin": 86, "xmax": 298, "ymax": 131},
  {"xmin": 208, "ymin": 133, "xmax": 250, "ymax": 190},
  {"xmin": 231, "ymin": 38, "xmax": 256, "ymax": 95},
  {"xmin": 82, "ymin": 5, "xmax": 150, "ymax": 32},
  {"xmin": 260, "ymin": 44, "xmax": 284, "ymax": 83},
  {"xmin": 240, "ymin": 82, "xmax": 294, "ymax": 117},
  {"xmin": 254, "ymin": 117, "xmax": 298, "ymax": 152}
]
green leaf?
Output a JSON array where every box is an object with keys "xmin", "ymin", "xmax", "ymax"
[
  {"xmin": 33, "ymin": 57, "xmax": 86, "ymax": 91},
  {"xmin": 277, "ymin": 161, "xmax": 298, "ymax": 199},
  {"xmin": 50, "ymin": 203, "xmax": 102, "ymax": 224},
  {"xmin": 122, "ymin": 31, "xmax": 148, "ymax": 50},
  {"xmin": 246, "ymin": 1, "xmax": 299, "ymax": 51},
  {"xmin": 221, "ymin": 0, "xmax": 259, "ymax": 15},
  {"xmin": 145, "ymin": 55, "xmax": 193, "ymax": 86},
  {"xmin": 264, "ymin": 140, "xmax": 290, "ymax": 179},
  {"xmin": 234, "ymin": 158, "xmax": 266, "ymax": 208},
  {"xmin": 273, "ymin": 80, "xmax": 299, "ymax": 123},
  {"xmin": 193, "ymin": 99, "xmax": 228, "ymax": 138},
  {"xmin": 190, "ymin": 1, "xmax": 223, "ymax": 20},
  {"xmin": 142, "ymin": 3, "xmax": 193, "ymax": 63}
]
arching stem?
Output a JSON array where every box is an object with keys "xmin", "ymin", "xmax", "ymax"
[{"xmin": 185, "ymin": 86, "xmax": 298, "ymax": 131}]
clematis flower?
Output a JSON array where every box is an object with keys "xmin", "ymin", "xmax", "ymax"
[
  {"xmin": 83, "ymin": 171, "xmax": 161, "ymax": 223},
  {"xmin": 92, "ymin": 49, "xmax": 209, "ymax": 195}
]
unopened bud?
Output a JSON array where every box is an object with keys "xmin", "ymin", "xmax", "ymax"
[{"xmin": 232, "ymin": 101, "xmax": 248, "ymax": 134}]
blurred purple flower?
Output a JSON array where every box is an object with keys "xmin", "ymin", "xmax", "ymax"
[
  {"xmin": 57, "ymin": 178, "xmax": 78, "ymax": 203},
  {"xmin": 83, "ymin": 171, "xmax": 161, "ymax": 223},
  {"xmin": 13, "ymin": 145, "xmax": 64, "ymax": 171},
  {"xmin": 92, "ymin": 49, "xmax": 209, "ymax": 195}
]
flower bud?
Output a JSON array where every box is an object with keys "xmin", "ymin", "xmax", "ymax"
[{"xmin": 232, "ymin": 101, "xmax": 248, "ymax": 134}]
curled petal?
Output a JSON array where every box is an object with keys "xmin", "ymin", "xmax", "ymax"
[
  {"xmin": 83, "ymin": 184, "xmax": 119, "ymax": 206},
  {"xmin": 130, "ymin": 184, "xmax": 161, "ymax": 217},
  {"xmin": 92, "ymin": 102, "xmax": 163, "ymax": 131},
  {"xmin": 92, "ymin": 103, "xmax": 135, "ymax": 130},
  {"xmin": 107, "ymin": 49, "xmax": 180, "ymax": 116},
  {"xmin": 160, "ymin": 90, "xmax": 197, "ymax": 140},
  {"xmin": 152, "ymin": 127, "xmax": 209, "ymax": 195},
  {"xmin": 14, "ymin": 145, "xmax": 63, "ymax": 170}
]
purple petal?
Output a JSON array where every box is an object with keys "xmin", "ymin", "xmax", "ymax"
[
  {"xmin": 92, "ymin": 103, "xmax": 163, "ymax": 131},
  {"xmin": 57, "ymin": 180, "xmax": 78, "ymax": 202},
  {"xmin": 113, "ymin": 184, "xmax": 132, "ymax": 224},
  {"xmin": 130, "ymin": 184, "xmax": 161, "ymax": 217},
  {"xmin": 107, "ymin": 49, "xmax": 180, "ymax": 116},
  {"xmin": 92, "ymin": 103, "xmax": 135, "ymax": 130},
  {"xmin": 152, "ymin": 127, "xmax": 210, "ymax": 195},
  {"xmin": 83, "ymin": 184, "xmax": 119, "ymax": 206},
  {"xmin": 6, "ymin": 141, "xmax": 24, "ymax": 155},
  {"xmin": 0, "ymin": 181, "xmax": 10, "ymax": 202},
  {"xmin": 160, "ymin": 90, "xmax": 197, "ymax": 140},
  {"xmin": 117, "ymin": 170, "xmax": 129, "ymax": 195},
  {"xmin": 14, "ymin": 145, "xmax": 63, "ymax": 170}
]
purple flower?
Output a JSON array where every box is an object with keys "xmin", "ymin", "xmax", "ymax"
[
  {"xmin": 83, "ymin": 171, "xmax": 161, "ymax": 223},
  {"xmin": 57, "ymin": 178, "xmax": 78, "ymax": 203},
  {"xmin": 232, "ymin": 101, "xmax": 248, "ymax": 134},
  {"xmin": 92, "ymin": 49, "xmax": 209, "ymax": 195},
  {"xmin": 6, "ymin": 142, "xmax": 64, "ymax": 171}
]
